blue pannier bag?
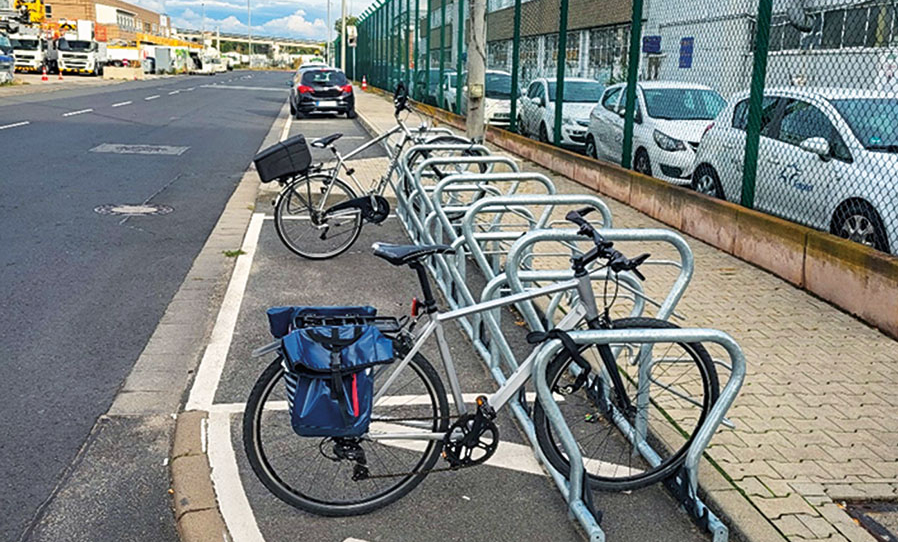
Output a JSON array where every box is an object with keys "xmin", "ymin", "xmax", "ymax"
[
  {"xmin": 281, "ymin": 323, "xmax": 394, "ymax": 437},
  {"xmin": 266, "ymin": 305, "xmax": 378, "ymax": 338}
]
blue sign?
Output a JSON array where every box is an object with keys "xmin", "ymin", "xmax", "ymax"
[
  {"xmin": 679, "ymin": 37, "xmax": 694, "ymax": 68},
  {"xmin": 643, "ymin": 35, "xmax": 662, "ymax": 54}
]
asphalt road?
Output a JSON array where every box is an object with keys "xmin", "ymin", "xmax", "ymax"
[{"xmin": 0, "ymin": 70, "xmax": 289, "ymax": 542}]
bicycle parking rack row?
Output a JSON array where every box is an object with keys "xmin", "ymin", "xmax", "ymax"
[{"xmin": 387, "ymin": 140, "xmax": 744, "ymax": 542}]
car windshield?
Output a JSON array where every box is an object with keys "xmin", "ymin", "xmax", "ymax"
[
  {"xmin": 448, "ymin": 74, "xmax": 457, "ymax": 86},
  {"xmin": 58, "ymin": 39, "xmax": 95, "ymax": 52},
  {"xmin": 831, "ymin": 98, "xmax": 898, "ymax": 153},
  {"xmin": 0, "ymin": 35, "xmax": 12, "ymax": 54},
  {"xmin": 485, "ymin": 73, "xmax": 513, "ymax": 99},
  {"xmin": 11, "ymin": 38, "xmax": 40, "ymax": 50},
  {"xmin": 642, "ymin": 88, "xmax": 726, "ymax": 120},
  {"xmin": 547, "ymin": 81, "xmax": 604, "ymax": 103},
  {"xmin": 301, "ymin": 69, "xmax": 348, "ymax": 86}
]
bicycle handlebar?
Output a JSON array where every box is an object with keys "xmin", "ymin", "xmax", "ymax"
[{"xmin": 565, "ymin": 207, "xmax": 649, "ymax": 281}]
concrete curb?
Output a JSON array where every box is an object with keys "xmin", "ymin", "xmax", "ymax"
[
  {"xmin": 160, "ymin": 99, "xmax": 290, "ymax": 542},
  {"xmin": 354, "ymin": 89, "xmax": 790, "ymax": 542}
]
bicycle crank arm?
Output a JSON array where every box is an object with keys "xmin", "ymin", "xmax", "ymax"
[{"xmin": 251, "ymin": 340, "xmax": 280, "ymax": 357}]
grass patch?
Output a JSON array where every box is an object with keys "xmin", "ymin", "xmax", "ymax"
[{"xmin": 223, "ymin": 249, "xmax": 246, "ymax": 258}]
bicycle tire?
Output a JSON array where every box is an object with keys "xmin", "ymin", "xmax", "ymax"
[
  {"xmin": 532, "ymin": 317, "xmax": 720, "ymax": 491},
  {"xmin": 243, "ymin": 340, "xmax": 450, "ymax": 516},
  {"xmin": 274, "ymin": 174, "xmax": 363, "ymax": 260}
]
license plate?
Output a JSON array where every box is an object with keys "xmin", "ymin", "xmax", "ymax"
[{"xmin": 317, "ymin": 100, "xmax": 338, "ymax": 107}]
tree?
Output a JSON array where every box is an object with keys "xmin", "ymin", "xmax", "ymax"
[{"xmin": 334, "ymin": 16, "xmax": 358, "ymax": 34}]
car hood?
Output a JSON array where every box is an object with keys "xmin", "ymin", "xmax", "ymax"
[
  {"xmin": 649, "ymin": 118, "xmax": 715, "ymax": 144},
  {"xmin": 548, "ymin": 102, "xmax": 595, "ymax": 121}
]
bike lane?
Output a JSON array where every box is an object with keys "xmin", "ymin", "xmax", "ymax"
[{"xmin": 178, "ymin": 112, "xmax": 714, "ymax": 542}]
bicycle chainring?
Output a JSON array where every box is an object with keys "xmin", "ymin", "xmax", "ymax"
[{"xmin": 441, "ymin": 413, "xmax": 499, "ymax": 469}]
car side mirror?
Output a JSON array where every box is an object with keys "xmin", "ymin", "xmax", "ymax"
[{"xmin": 800, "ymin": 137, "xmax": 831, "ymax": 160}]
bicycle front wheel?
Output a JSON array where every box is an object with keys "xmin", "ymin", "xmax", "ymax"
[
  {"xmin": 243, "ymin": 341, "xmax": 450, "ymax": 516},
  {"xmin": 274, "ymin": 175, "xmax": 363, "ymax": 260},
  {"xmin": 533, "ymin": 317, "xmax": 720, "ymax": 491}
]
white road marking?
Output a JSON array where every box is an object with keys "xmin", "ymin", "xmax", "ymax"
[
  {"xmin": 168, "ymin": 90, "xmax": 180, "ymax": 95},
  {"xmin": 208, "ymin": 411, "xmax": 266, "ymax": 542},
  {"xmin": 62, "ymin": 108, "xmax": 93, "ymax": 117},
  {"xmin": 185, "ymin": 213, "xmax": 264, "ymax": 411},
  {"xmin": 260, "ymin": 214, "xmax": 398, "ymax": 221},
  {"xmin": 111, "ymin": 101, "xmax": 132, "ymax": 108},
  {"xmin": 0, "ymin": 121, "xmax": 30, "ymax": 130},
  {"xmin": 184, "ymin": 87, "xmax": 195, "ymax": 91},
  {"xmin": 279, "ymin": 108, "xmax": 293, "ymax": 141},
  {"xmin": 144, "ymin": 95, "xmax": 160, "ymax": 101},
  {"xmin": 89, "ymin": 143, "xmax": 190, "ymax": 156}
]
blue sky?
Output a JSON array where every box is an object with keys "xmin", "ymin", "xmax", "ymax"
[{"xmin": 132, "ymin": 0, "xmax": 376, "ymax": 40}]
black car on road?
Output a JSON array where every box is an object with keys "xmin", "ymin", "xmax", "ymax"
[{"xmin": 290, "ymin": 67, "xmax": 356, "ymax": 119}]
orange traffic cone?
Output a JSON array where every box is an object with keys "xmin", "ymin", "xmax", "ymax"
[
  {"xmin": 58, "ymin": 70, "xmax": 63, "ymax": 81},
  {"xmin": 361, "ymin": 76, "xmax": 367, "ymax": 91},
  {"xmin": 41, "ymin": 65, "xmax": 49, "ymax": 82}
]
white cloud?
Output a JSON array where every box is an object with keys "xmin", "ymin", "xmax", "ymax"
[{"xmin": 171, "ymin": 7, "xmax": 327, "ymax": 40}]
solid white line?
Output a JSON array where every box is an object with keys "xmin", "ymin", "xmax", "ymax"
[
  {"xmin": 185, "ymin": 213, "xmax": 265, "ymax": 411},
  {"xmin": 62, "ymin": 109, "xmax": 92, "ymax": 117},
  {"xmin": 144, "ymin": 95, "xmax": 160, "ymax": 101},
  {"xmin": 0, "ymin": 121, "xmax": 30, "ymax": 130},
  {"xmin": 208, "ymin": 411, "xmax": 266, "ymax": 542},
  {"xmin": 111, "ymin": 101, "xmax": 132, "ymax": 108},
  {"xmin": 279, "ymin": 109, "xmax": 293, "ymax": 142}
]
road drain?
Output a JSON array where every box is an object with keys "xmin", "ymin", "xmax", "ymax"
[
  {"xmin": 845, "ymin": 502, "xmax": 898, "ymax": 542},
  {"xmin": 94, "ymin": 203, "xmax": 174, "ymax": 216}
]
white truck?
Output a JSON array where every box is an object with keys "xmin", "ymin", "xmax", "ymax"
[
  {"xmin": 57, "ymin": 20, "xmax": 106, "ymax": 75},
  {"xmin": 9, "ymin": 29, "xmax": 56, "ymax": 72}
]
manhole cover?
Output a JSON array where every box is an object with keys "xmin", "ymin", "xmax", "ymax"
[{"xmin": 94, "ymin": 203, "xmax": 174, "ymax": 216}]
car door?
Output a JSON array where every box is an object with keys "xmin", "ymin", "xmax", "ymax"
[
  {"xmin": 594, "ymin": 86, "xmax": 623, "ymax": 162},
  {"xmin": 519, "ymin": 82, "xmax": 538, "ymax": 134},
  {"xmin": 756, "ymin": 98, "xmax": 853, "ymax": 226}
]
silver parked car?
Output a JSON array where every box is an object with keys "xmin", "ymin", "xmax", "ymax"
[
  {"xmin": 0, "ymin": 34, "xmax": 14, "ymax": 84},
  {"xmin": 692, "ymin": 87, "xmax": 898, "ymax": 253}
]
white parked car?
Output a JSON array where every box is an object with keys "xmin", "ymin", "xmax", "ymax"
[
  {"xmin": 693, "ymin": 87, "xmax": 898, "ymax": 254},
  {"xmin": 586, "ymin": 81, "xmax": 726, "ymax": 185},
  {"xmin": 440, "ymin": 71, "xmax": 460, "ymax": 111},
  {"xmin": 458, "ymin": 70, "xmax": 515, "ymax": 127},
  {"xmin": 517, "ymin": 78, "xmax": 604, "ymax": 148}
]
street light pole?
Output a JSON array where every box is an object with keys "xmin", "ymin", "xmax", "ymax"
[
  {"xmin": 340, "ymin": 0, "xmax": 347, "ymax": 70},
  {"xmin": 326, "ymin": 0, "xmax": 331, "ymax": 66},
  {"xmin": 247, "ymin": 0, "xmax": 253, "ymax": 67}
]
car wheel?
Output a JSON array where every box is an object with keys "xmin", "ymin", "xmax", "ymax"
[
  {"xmin": 294, "ymin": 110, "xmax": 304, "ymax": 120},
  {"xmin": 516, "ymin": 116, "xmax": 525, "ymax": 136},
  {"xmin": 539, "ymin": 123, "xmax": 549, "ymax": 144},
  {"xmin": 691, "ymin": 166, "xmax": 723, "ymax": 198},
  {"xmin": 346, "ymin": 108, "xmax": 357, "ymax": 119},
  {"xmin": 585, "ymin": 136, "xmax": 598, "ymax": 159},
  {"xmin": 831, "ymin": 201, "xmax": 890, "ymax": 253},
  {"xmin": 289, "ymin": 100, "xmax": 296, "ymax": 115},
  {"xmin": 634, "ymin": 148, "xmax": 652, "ymax": 176}
]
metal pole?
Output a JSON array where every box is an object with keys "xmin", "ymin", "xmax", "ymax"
[
  {"xmin": 620, "ymin": 0, "xmax": 643, "ymax": 168},
  {"xmin": 388, "ymin": 0, "xmax": 394, "ymax": 89},
  {"xmin": 405, "ymin": 0, "xmax": 411, "ymax": 89},
  {"xmin": 247, "ymin": 0, "xmax": 252, "ymax": 68},
  {"xmin": 327, "ymin": 0, "xmax": 332, "ymax": 66},
  {"xmin": 439, "ymin": 0, "xmax": 446, "ymax": 108},
  {"xmin": 553, "ymin": 0, "xmax": 569, "ymax": 146},
  {"xmin": 741, "ymin": 0, "xmax": 773, "ymax": 208},
  {"xmin": 415, "ymin": 0, "xmax": 421, "ymax": 96},
  {"xmin": 425, "ymin": 0, "xmax": 431, "ymax": 102},
  {"xmin": 466, "ymin": 0, "xmax": 485, "ymax": 139},
  {"xmin": 508, "ymin": 0, "xmax": 522, "ymax": 133},
  {"xmin": 341, "ymin": 0, "xmax": 347, "ymax": 71},
  {"xmin": 455, "ymin": 0, "xmax": 464, "ymax": 115}
]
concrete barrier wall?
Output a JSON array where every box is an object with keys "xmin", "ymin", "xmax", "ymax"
[
  {"xmin": 103, "ymin": 67, "xmax": 144, "ymax": 80},
  {"xmin": 370, "ymin": 90, "xmax": 898, "ymax": 338}
]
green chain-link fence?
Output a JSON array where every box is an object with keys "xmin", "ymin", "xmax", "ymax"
[{"xmin": 352, "ymin": 0, "xmax": 898, "ymax": 255}]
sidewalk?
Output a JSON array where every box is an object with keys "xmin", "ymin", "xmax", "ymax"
[{"xmin": 354, "ymin": 89, "xmax": 898, "ymax": 541}]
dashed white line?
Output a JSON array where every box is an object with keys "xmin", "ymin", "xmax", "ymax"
[
  {"xmin": 168, "ymin": 90, "xmax": 180, "ymax": 95},
  {"xmin": 0, "ymin": 121, "xmax": 30, "ymax": 130},
  {"xmin": 62, "ymin": 108, "xmax": 93, "ymax": 117},
  {"xmin": 144, "ymin": 95, "xmax": 160, "ymax": 101},
  {"xmin": 111, "ymin": 101, "xmax": 132, "ymax": 108},
  {"xmin": 185, "ymin": 87, "xmax": 195, "ymax": 91}
]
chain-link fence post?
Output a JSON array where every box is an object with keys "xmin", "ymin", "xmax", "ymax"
[
  {"xmin": 405, "ymin": 0, "xmax": 411, "ymax": 89},
  {"xmin": 552, "ymin": 0, "xmax": 569, "ymax": 146},
  {"xmin": 620, "ymin": 0, "xmax": 644, "ymax": 169},
  {"xmin": 425, "ymin": 0, "xmax": 432, "ymax": 102},
  {"xmin": 740, "ymin": 0, "xmax": 773, "ymax": 209},
  {"xmin": 415, "ymin": 0, "xmax": 420, "ymax": 93},
  {"xmin": 508, "ymin": 0, "xmax": 522, "ymax": 133}
]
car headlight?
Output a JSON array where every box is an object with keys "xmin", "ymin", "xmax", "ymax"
[
  {"xmin": 653, "ymin": 129, "xmax": 687, "ymax": 152},
  {"xmin": 562, "ymin": 115, "xmax": 575, "ymax": 125}
]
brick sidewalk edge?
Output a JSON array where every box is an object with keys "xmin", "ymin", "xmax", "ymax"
[{"xmin": 354, "ymin": 91, "xmax": 789, "ymax": 542}]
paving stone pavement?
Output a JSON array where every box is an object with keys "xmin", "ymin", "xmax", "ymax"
[{"xmin": 353, "ymin": 88, "xmax": 898, "ymax": 542}]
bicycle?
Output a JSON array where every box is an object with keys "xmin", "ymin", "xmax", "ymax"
[
  {"xmin": 243, "ymin": 208, "xmax": 720, "ymax": 516},
  {"xmin": 272, "ymin": 83, "xmax": 485, "ymax": 260}
]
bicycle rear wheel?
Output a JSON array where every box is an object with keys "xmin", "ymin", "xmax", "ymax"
[
  {"xmin": 243, "ymin": 341, "xmax": 449, "ymax": 516},
  {"xmin": 274, "ymin": 174, "xmax": 363, "ymax": 260},
  {"xmin": 533, "ymin": 317, "xmax": 720, "ymax": 491}
]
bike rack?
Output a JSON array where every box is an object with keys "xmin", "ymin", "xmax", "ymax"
[{"xmin": 532, "ymin": 328, "xmax": 746, "ymax": 542}]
